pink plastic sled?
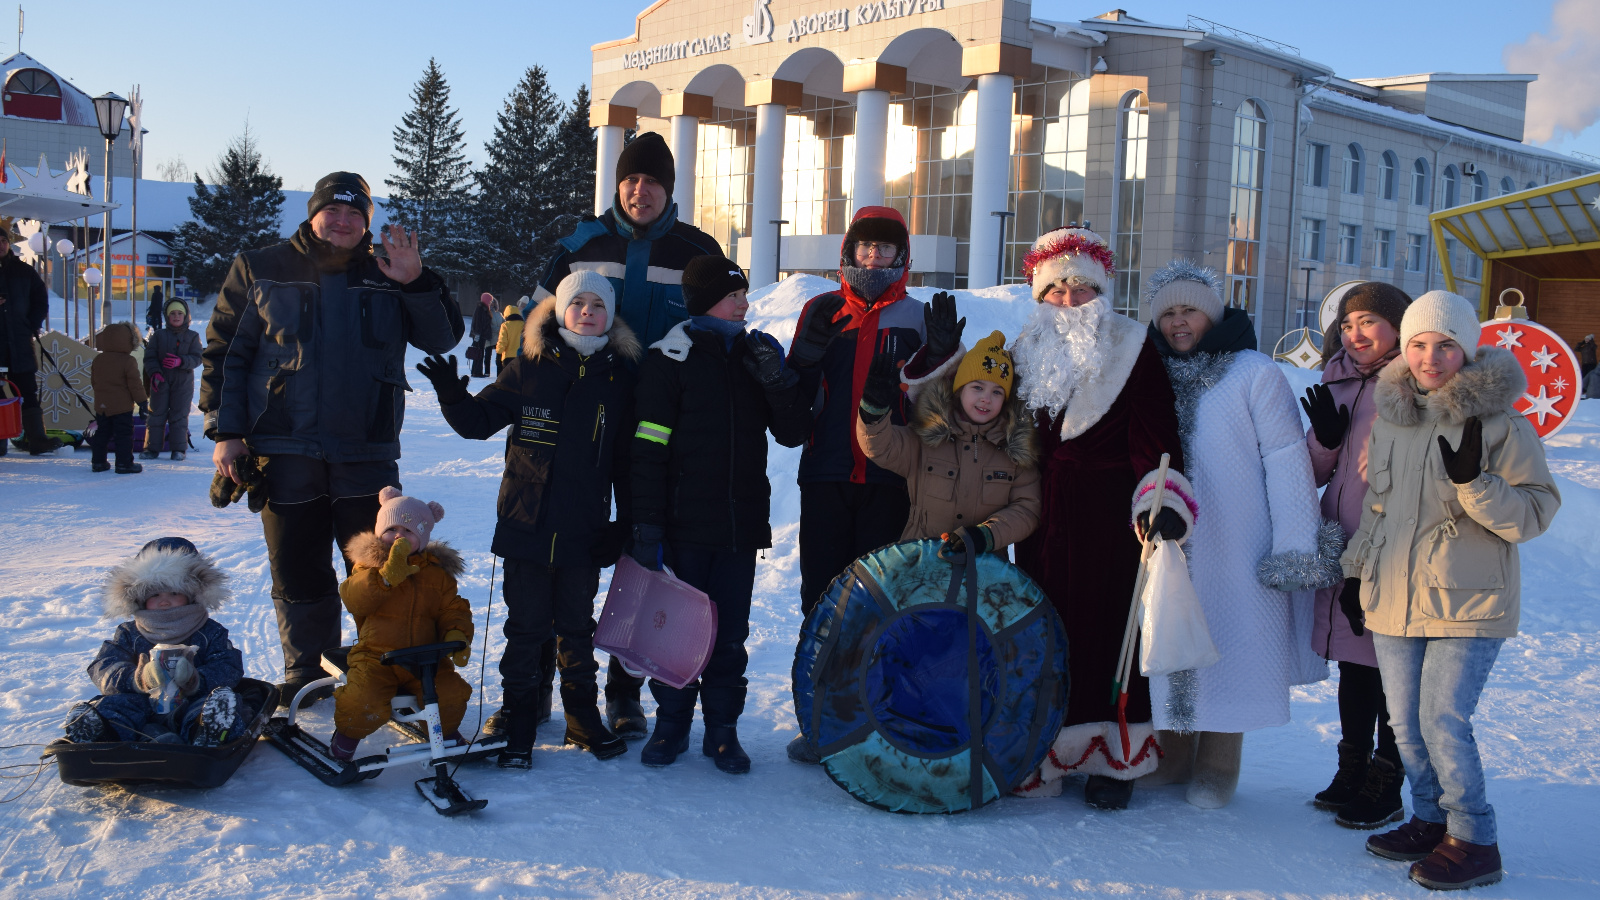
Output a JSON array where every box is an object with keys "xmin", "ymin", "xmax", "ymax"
[{"xmin": 594, "ymin": 556, "xmax": 718, "ymax": 689}]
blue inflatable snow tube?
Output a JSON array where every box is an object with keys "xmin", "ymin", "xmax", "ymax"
[{"xmin": 792, "ymin": 539, "xmax": 1068, "ymax": 813}]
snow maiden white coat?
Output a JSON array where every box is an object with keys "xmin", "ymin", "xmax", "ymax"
[{"xmin": 1148, "ymin": 305, "xmax": 1339, "ymax": 734}]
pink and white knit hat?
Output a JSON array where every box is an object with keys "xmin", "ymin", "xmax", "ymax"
[{"xmin": 373, "ymin": 485, "xmax": 444, "ymax": 551}]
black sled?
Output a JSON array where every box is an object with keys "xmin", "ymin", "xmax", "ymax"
[
  {"xmin": 43, "ymin": 678, "xmax": 280, "ymax": 789},
  {"xmin": 263, "ymin": 642, "xmax": 503, "ymax": 817}
]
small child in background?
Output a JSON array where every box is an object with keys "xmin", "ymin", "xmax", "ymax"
[
  {"xmin": 141, "ymin": 299, "xmax": 202, "ymax": 461},
  {"xmin": 495, "ymin": 302, "xmax": 525, "ymax": 375},
  {"xmin": 88, "ymin": 321, "xmax": 148, "ymax": 474},
  {"xmin": 64, "ymin": 537, "xmax": 244, "ymax": 746},
  {"xmin": 329, "ymin": 486, "xmax": 474, "ymax": 762}
]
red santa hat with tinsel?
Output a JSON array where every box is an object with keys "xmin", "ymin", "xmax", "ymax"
[{"xmin": 1022, "ymin": 228, "xmax": 1115, "ymax": 301}]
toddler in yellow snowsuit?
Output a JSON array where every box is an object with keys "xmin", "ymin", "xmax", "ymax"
[{"xmin": 330, "ymin": 486, "xmax": 475, "ymax": 760}]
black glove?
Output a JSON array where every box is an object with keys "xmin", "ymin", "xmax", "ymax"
[
  {"xmin": 741, "ymin": 331, "xmax": 797, "ymax": 392},
  {"xmin": 788, "ymin": 294, "xmax": 849, "ymax": 368},
  {"xmin": 1301, "ymin": 384, "xmax": 1350, "ymax": 450},
  {"xmin": 860, "ymin": 352, "xmax": 901, "ymax": 417},
  {"xmin": 939, "ymin": 524, "xmax": 993, "ymax": 562},
  {"xmin": 628, "ymin": 523, "xmax": 664, "ymax": 572},
  {"xmin": 923, "ymin": 291, "xmax": 966, "ymax": 362},
  {"xmin": 209, "ymin": 452, "xmax": 268, "ymax": 513},
  {"xmin": 592, "ymin": 520, "xmax": 630, "ymax": 568},
  {"xmin": 1339, "ymin": 577, "xmax": 1365, "ymax": 637},
  {"xmin": 416, "ymin": 354, "xmax": 469, "ymax": 406},
  {"xmin": 1437, "ymin": 416, "xmax": 1483, "ymax": 484},
  {"xmin": 1136, "ymin": 507, "xmax": 1188, "ymax": 542}
]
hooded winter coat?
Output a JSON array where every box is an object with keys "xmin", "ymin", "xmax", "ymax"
[
  {"xmin": 439, "ymin": 297, "xmax": 641, "ymax": 563},
  {"xmin": 856, "ymin": 374, "xmax": 1041, "ymax": 550},
  {"xmin": 143, "ymin": 299, "xmax": 202, "ymax": 396},
  {"xmin": 631, "ymin": 320, "xmax": 812, "ymax": 551},
  {"xmin": 495, "ymin": 307, "xmax": 524, "ymax": 361},
  {"xmin": 1307, "ymin": 344, "xmax": 1400, "ymax": 666},
  {"xmin": 1340, "ymin": 347, "xmax": 1560, "ymax": 639},
  {"xmin": 0, "ymin": 251, "xmax": 49, "ymax": 376},
  {"xmin": 89, "ymin": 322, "xmax": 148, "ymax": 416}
]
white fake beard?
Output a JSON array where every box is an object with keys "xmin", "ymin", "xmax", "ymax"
[{"xmin": 1011, "ymin": 295, "xmax": 1111, "ymax": 419}]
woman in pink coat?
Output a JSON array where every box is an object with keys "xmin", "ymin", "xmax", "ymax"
[{"xmin": 1301, "ymin": 282, "xmax": 1410, "ymax": 829}]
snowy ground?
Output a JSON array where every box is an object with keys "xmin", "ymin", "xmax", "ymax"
[{"xmin": 2, "ymin": 278, "xmax": 1597, "ymax": 899}]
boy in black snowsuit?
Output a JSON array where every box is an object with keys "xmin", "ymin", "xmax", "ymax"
[
  {"xmin": 415, "ymin": 270, "xmax": 638, "ymax": 768},
  {"xmin": 142, "ymin": 298, "xmax": 202, "ymax": 460},
  {"xmin": 629, "ymin": 256, "xmax": 811, "ymax": 773}
]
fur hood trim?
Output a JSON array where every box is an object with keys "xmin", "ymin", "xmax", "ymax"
[
  {"xmin": 520, "ymin": 296, "xmax": 642, "ymax": 363},
  {"xmin": 912, "ymin": 374, "xmax": 1039, "ymax": 468},
  {"xmin": 346, "ymin": 533, "xmax": 466, "ymax": 576},
  {"xmin": 103, "ymin": 547, "xmax": 230, "ymax": 618},
  {"xmin": 1375, "ymin": 345, "xmax": 1526, "ymax": 427}
]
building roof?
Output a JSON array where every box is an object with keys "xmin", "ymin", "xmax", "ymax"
[
  {"xmin": 1352, "ymin": 73, "xmax": 1538, "ymax": 88},
  {"xmin": 0, "ymin": 51, "xmax": 102, "ymax": 126}
]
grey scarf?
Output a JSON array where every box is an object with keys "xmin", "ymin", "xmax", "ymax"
[
  {"xmin": 133, "ymin": 603, "xmax": 209, "ymax": 643},
  {"xmin": 840, "ymin": 265, "xmax": 905, "ymax": 302}
]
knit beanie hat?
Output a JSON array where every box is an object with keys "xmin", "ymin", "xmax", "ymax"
[
  {"xmin": 554, "ymin": 270, "xmax": 616, "ymax": 332},
  {"xmin": 1144, "ymin": 259, "xmax": 1223, "ymax": 324},
  {"xmin": 615, "ymin": 132, "xmax": 675, "ymax": 197},
  {"xmin": 307, "ymin": 171, "xmax": 373, "ymax": 223},
  {"xmin": 1325, "ymin": 281, "xmax": 1412, "ymax": 361},
  {"xmin": 681, "ymin": 255, "xmax": 749, "ymax": 316},
  {"xmin": 373, "ymin": 485, "xmax": 444, "ymax": 552},
  {"xmin": 952, "ymin": 330, "xmax": 1015, "ymax": 398},
  {"xmin": 1023, "ymin": 228, "xmax": 1115, "ymax": 300},
  {"xmin": 1400, "ymin": 290, "xmax": 1481, "ymax": 349},
  {"xmin": 164, "ymin": 299, "xmax": 186, "ymax": 318}
]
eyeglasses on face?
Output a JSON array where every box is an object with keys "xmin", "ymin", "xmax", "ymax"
[{"xmin": 855, "ymin": 241, "xmax": 898, "ymax": 257}]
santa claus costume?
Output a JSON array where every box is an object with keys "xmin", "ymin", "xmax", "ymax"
[{"xmin": 1009, "ymin": 229, "xmax": 1190, "ymax": 810}]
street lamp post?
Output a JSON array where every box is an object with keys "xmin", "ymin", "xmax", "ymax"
[
  {"xmin": 990, "ymin": 210, "xmax": 1015, "ymax": 287},
  {"xmin": 92, "ymin": 92, "xmax": 127, "ymax": 326},
  {"xmin": 55, "ymin": 238, "xmax": 75, "ymax": 336},
  {"xmin": 770, "ymin": 220, "xmax": 789, "ymax": 281},
  {"xmin": 1300, "ymin": 265, "xmax": 1316, "ymax": 329},
  {"xmin": 84, "ymin": 266, "xmax": 103, "ymax": 336}
]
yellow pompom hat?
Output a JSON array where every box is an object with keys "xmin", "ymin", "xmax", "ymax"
[{"xmin": 952, "ymin": 330, "xmax": 1014, "ymax": 398}]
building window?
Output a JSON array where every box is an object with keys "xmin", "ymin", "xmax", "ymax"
[
  {"xmin": 1500, "ymin": 176, "xmax": 1516, "ymax": 196},
  {"xmin": 1225, "ymin": 99, "xmax": 1268, "ymax": 313},
  {"xmin": 1442, "ymin": 165, "xmax": 1458, "ymax": 208},
  {"xmin": 1471, "ymin": 170, "xmax": 1487, "ymax": 203},
  {"xmin": 695, "ymin": 107, "xmax": 756, "ymax": 262},
  {"xmin": 1305, "ymin": 142, "xmax": 1329, "ymax": 188},
  {"xmin": 1005, "ymin": 66, "xmax": 1089, "ymax": 284},
  {"xmin": 1301, "ymin": 218, "xmax": 1324, "ymax": 261},
  {"xmin": 1339, "ymin": 224, "xmax": 1361, "ymax": 266},
  {"xmin": 1111, "ymin": 91, "xmax": 1149, "ymax": 318},
  {"xmin": 1411, "ymin": 158, "xmax": 1429, "ymax": 206},
  {"xmin": 1343, "ymin": 143, "xmax": 1365, "ymax": 195},
  {"xmin": 1379, "ymin": 151, "xmax": 1398, "ymax": 201},
  {"xmin": 1526, "ymin": 180, "xmax": 1539, "ymax": 190},
  {"xmin": 1374, "ymin": 229, "xmax": 1394, "ymax": 269},
  {"xmin": 885, "ymin": 82, "xmax": 980, "ymax": 287},
  {"xmin": 1, "ymin": 68, "xmax": 62, "ymax": 120},
  {"xmin": 1406, "ymin": 233, "xmax": 1425, "ymax": 272},
  {"xmin": 780, "ymin": 96, "xmax": 855, "ymax": 243}
]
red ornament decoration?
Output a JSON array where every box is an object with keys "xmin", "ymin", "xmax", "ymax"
[
  {"xmin": 1478, "ymin": 316, "xmax": 1582, "ymax": 441},
  {"xmin": 1022, "ymin": 232, "xmax": 1117, "ymax": 285}
]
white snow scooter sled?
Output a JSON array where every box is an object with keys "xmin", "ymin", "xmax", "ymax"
[{"xmin": 264, "ymin": 641, "xmax": 504, "ymax": 817}]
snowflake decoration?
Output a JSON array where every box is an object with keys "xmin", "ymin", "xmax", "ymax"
[
  {"xmin": 1553, "ymin": 377, "xmax": 1570, "ymax": 391},
  {"xmin": 1494, "ymin": 327, "xmax": 1524, "ymax": 350},
  {"xmin": 1529, "ymin": 345, "xmax": 1559, "ymax": 372},
  {"xmin": 1520, "ymin": 385, "xmax": 1565, "ymax": 426}
]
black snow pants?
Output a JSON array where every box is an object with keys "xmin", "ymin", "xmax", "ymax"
[
  {"xmin": 500, "ymin": 559, "xmax": 602, "ymax": 711},
  {"xmin": 648, "ymin": 546, "xmax": 757, "ymax": 728},
  {"xmin": 798, "ymin": 480, "xmax": 911, "ymax": 617}
]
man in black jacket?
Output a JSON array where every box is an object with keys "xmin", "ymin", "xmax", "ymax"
[
  {"xmin": 0, "ymin": 222, "xmax": 62, "ymax": 455},
  {"xmin": 201, "ymin": 172, "xmax": 464, "ymax": 705}
]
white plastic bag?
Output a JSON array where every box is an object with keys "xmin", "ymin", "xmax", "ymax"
[{"xmin": 1138, "ymin": 540, "xmax": 1220, "ymax": 677}]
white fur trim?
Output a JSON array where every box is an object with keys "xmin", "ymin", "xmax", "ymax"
[
  {"xmin": 1054, "ymin": 313, "xmax": 1147, "ymax": 441},
  {"xmin": 1012, "ymin": 721, "xmax": 1161, "ymax": 796},
  {"xmin": 1130, "ymin": 468, "xmax": 1198, "ymax": 546},
  {"xmin": 901, "ymin": 341, "xmax": 964, "ymax": 404},
  {"xmin": 103, "ymin": 548, "xmax": 230, "ymax": 618}
]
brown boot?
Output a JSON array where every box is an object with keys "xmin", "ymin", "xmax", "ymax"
[
  {"xmin": 1186, "ymin": 731, "xmax": 1243, "ymax": 808},
  {"xmin": 1139, "ymin": 730, "xmax": 1196, "ymax": 786},
  {"xmin": 1409, "ymin": 835, "xmax": 1502, "ymax": 890},
  {"xmin": 1367, "ymin": 816, "xmax": 1448, "ymax": 862}
]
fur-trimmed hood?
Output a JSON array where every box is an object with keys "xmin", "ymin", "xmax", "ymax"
[
  {"xmin": 912, "ymin": 375, "xmax": 1039, "ymax": 468},
  {"xmin": 1375, "ymin": 345, "xmax": 1526, "ymax": 427},
  {"xmin": 519, "ymin": 295, "xmax": 642, "ymax": 363},
  {"xmin": 345, "ymin": 532, "xmax": 465, "ymax": 576},
  {"xmin": 103, "ymin": 547, "xmax": 230, "ymax": 618}
]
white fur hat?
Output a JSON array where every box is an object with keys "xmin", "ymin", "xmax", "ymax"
[
  {"xmin": 1144, "ymin": 259, "xmax": 1224, "ymax": 324},
  {"xmin": 1023, "ymin": 228, "xmax": 1115, "ymax": 301},
  {"xmin": 103, "ymin": 540, "xmax": 230, "ymax": 618},
  {"xmin": 554, "ymin": 270, "xmax": 616, "ymax": 333},
  {"xmin": 1400, "ymin": 290, "xmax": 1481, "ymax": 349}
]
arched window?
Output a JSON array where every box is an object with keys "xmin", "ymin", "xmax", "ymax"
[
  {"xmin": 1500, "ymin": 176, "xmax": 1516, "ymax": 196},
  {"xmin": 2, "ymin": 68, "xmax": 62, "ymax": 120},
  {"xmin": 1411, "ymin": 158, "xmax": 1429, "ymax": 206},
  {"xmin": 1112, "ymin": 92, "xmax": 1148, "ymax": 318},
  {"xmin": 1344, "ymin": 143, "xmax": 1365, "ymax": 195},
  {"xmin": 1379, "ymin": 151, "xmax": 1398, "ymax": 201},
  {"xmin": 1442, "ymin": 165, "xmax": 1458, "ymax": 208},
  {"xmin": 1471, "ymin": 171, "xmax": 1487, "ymax": 203},
  {"xmin": 1527, "ymin": 180, "xmax": 1539, "ymax": 190},
  {"xmin": 1226, "ymin": 99, "xmax": 1269, "ymax": 313}
]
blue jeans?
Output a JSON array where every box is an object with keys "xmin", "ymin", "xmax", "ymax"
[{"xmin": 1371, "ymin": 634, "xmax": 1504, "ymax": 845}]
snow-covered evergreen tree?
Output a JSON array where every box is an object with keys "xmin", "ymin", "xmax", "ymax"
[
  {"xmin": 550, "ymin": 84, "xmax": 597, "ymax": 223},
  {"xmin": 170, "ymin": 126, "xmax": 284, "ymax": 294},
  {"xmin": 472, "ymin": 66, "xmax": 566, "ymax": 293},
  {"xmin": 385, "ymin": 58, "xmax": 473, "ymax": 280}
]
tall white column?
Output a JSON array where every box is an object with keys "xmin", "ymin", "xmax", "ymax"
[
  {"xmin": 965, "ymin": 73, "xmax": 1015, "ymax": 289},
  {"xmin": 669, "ymin": 115, "xmax": 699, "ymax": 222},
  {"xmin": 595, "ymin": 125, "xmax": 625, "ymax": 217},
  {"xmin": 852, "ymin": 89, "xmax": 890, "ymax": 213},
  {"xmin": 750, "ymin": 102, "xmax": 786, "ymax": 287}
]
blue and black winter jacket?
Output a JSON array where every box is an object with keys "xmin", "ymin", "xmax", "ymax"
[{"xmin": 87, "ymin": 619, "xmax": 244, "ymax": 698}]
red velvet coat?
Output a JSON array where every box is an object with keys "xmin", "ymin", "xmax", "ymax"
[{"xmin": 1015, "ymin": 337, "xmax": 1183, "ymax": 728}]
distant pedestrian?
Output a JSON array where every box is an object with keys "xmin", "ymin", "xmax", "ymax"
[
  {"xmin": 468, "ymin": 293, "xmax": 495, "ymax": 378},
  {"xmin": 141, "ymin": 299, "xmax": 201, "ymax": 461},
  {"xmin": 88, "ymin": 321, "xmax": 147, "ymax": 474}
]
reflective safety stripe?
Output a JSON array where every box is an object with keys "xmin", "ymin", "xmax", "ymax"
[{"xmin": 635, "ymin": 421, "xmax": 672, "ymax": 445}]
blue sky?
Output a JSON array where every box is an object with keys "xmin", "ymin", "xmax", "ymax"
[{"xmin": 7, "ymin": 0, "xmax": 1595, "ymax": 197}]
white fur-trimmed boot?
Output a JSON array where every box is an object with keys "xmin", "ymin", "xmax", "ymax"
[
  {"xmin": 1140, "ymin": 729, "xmax": 1196, "ymax": 786},
  {"xmin": 1186, "ymin": 731, "xmax": 1243, "ymax": 809}
]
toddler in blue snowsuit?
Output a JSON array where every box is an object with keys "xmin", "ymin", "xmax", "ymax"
[{"xmin": 64, "ymin": 537, "xmax": 246, "ymax": 746}]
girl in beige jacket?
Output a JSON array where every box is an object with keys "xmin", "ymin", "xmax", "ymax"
[{"xmin": 1339, "ymin": 290, "xmax": 1559, "ymax": 891}]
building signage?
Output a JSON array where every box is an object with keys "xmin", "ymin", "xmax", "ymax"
[
  {"xmin": 622, "ymin": 31, "xmax": 734, "ymax": 70},
  {"xmin": 621, "ymin": 0, "xmax": 948, "ymax": 68},
  {"xmin": 785, "ymin": 0, "xmax": 947, "ymax": 41}
]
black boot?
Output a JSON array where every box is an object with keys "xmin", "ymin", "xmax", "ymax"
[
  {"xmin": 702, "ymin": 724, "xmax": 750, "ymax": 774},
  {"xmin": 1085, "ymin": 775, "xmax": 1135, "ymax": 810},
  {"xmin": 23, "ymin": 408, "xmax": 61, "ymax": 455},
  {"xmin": 562, "ymin": 681, "xmax": 627, "ymax": 760},
  {"xmin": 640, "ymin": 717, "xmax": 692, "ymax": 767},
  {"xmin": 604, "ymin": 655, "xmax": 649, "ymax": 740},
  {"xmin": 1314, "ymin": 740, "xmax": 1371, "ymax": 810},
  {"xmin": 494, "ymin": 691, "xmax": 539, "ymax": 769},
  {"xmin": 1336, "ymin": 753, "xmax": 1405, "ymax": 829}
]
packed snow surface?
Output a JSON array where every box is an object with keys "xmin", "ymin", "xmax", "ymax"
[{"xmin": 2, "ymin": 278, "xmax": 1597, "ymax": 899}]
